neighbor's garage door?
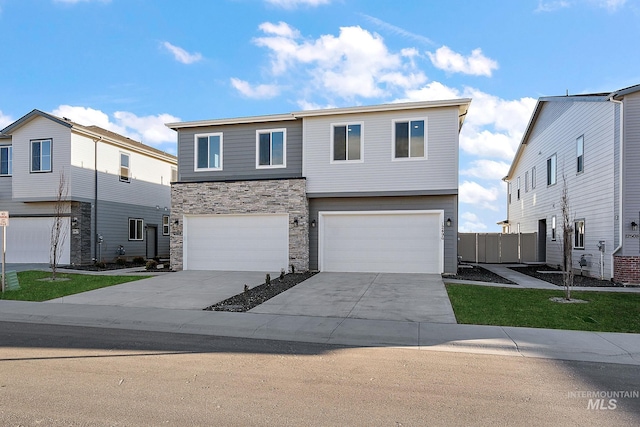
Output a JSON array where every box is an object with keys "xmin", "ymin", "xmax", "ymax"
[
  {"xmin": 319, "ymin": 211, "xmax": 443, "ymax": 274},
  {"xmin": 183, "ymin": 214, "xmax": 289, "ymax": 271},
  {"xmin": 0, "ymin": 217, "xmax": 70, "ymax": 264}
]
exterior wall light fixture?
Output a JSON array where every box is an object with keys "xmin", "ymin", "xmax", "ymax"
[
  {"xmin": 446, "ymin": 218, "xmax": 452, "ymax": 227},
  {"xmin": 311, "ymin": 219, "xmax": 317, "ymax": 228},
  {"xmin": 632, "ymin": 221, "xmax": 638, "ymax": 231}
]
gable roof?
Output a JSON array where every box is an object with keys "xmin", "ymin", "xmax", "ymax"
[
  {"xmin": 504, "ymin": 84, "xmax": 640, "ymax": 181},
  {"xmin": 1, "ymin": 109, "xmax": 176, "ymax": 163},
  {"xmin": 166, "ymin": 98, "xmax": 472, "ymax": 132}
]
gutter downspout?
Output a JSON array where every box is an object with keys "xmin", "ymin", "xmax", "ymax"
[
  {"xmin": 94, "ymin": 136, "xmax": 102, "ymax": 262},
  {"xmin": 609, "ymin": 97, "xmax": 623, "ymax": 279}
]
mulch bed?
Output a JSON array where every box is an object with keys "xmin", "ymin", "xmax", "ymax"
[
  {"xmin": 509, "ymin": 265, "xmax": 632, "ymax": 287},
  {"xmin": 59, "ymin": 261, "xmax": 170, "ymax": 272},
  {"xmin": 444, "ymin": 264, "xmax": 517, "ymax": 284},
  {"xmin": 205, "ymin": 271, "xmax": 318, "ymax": 312}
]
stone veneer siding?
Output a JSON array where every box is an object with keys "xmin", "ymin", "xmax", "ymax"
[
  {"xmin": 170, "ymin": 178, "xmax": 308, "ymax": 272},
  {"xmin": 614, "ymin": 256, "xmax": 640, "ymax": 283},
  {"xmin": 70, "ymin": 201, "xmax": 93, "ymax": 265}
]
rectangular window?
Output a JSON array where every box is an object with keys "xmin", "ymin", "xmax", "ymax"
[
  {"xmin": 195, "ymin": 133, "xmax": 222, "ymax": 171},
  {"xmin": 257, "ymin": 129, "xmax": 286, "ymax": 168},
  {"xmin": 574, "ymin": 219, "xmax": 585, "ymax": 249},
  {"xmin": 171, "ymin": 167, "xmax": 177, "ymax": 182},
  {"xmin": 547, "ymin": 154, "xmax": 557, "ymax": 186},
  {"xmin": 525, "ymin": 171, "xmax": 529, "ymax": 193},
  {"xmin": 532, "ymin": 166, "xmax": 536, "ymax": 189},
  {"xmin": 517, "ymin": 177, "xmax": 521, "ymax": 200},
  {"xmin": 162, "ymin": 215, "xmax": 170, "ymax": 236},
  {"xmin": 128, "ymin": 218, "xmax": 143, "ymax": 241},
  {"xmin": 551, "ymin": 215, "xmax": 556, "ymax": 241},
  {"xmin": 31, "ymin": 139, "xmax": 52, "ymax": 172},
  {"xmin": 394, "ymin": 119, "xmax": 426, "ymax": 159},
  {"xmin": 0, "ymin": 146, "xmax": 12, "ymax": 176},
  {"xmin": 332, "ymin": 123, "xmax": 362, "ymax": 162},
  {"xmin": 576, "ymin": 135, "xmax": 584, "ymax": 173},
  {"xmin": 508, "ymin": 182, "xmax": 511, "ymax": 204},
  {"xmin": 120, "ymin": 152, "xmax": 130, "ymax": 182}
]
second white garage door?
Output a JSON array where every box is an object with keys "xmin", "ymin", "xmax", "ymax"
[
  {"xmin": 183, "ymin": 214, "xmax": 289, "ymax": 271},
  {"xmin": 319, "ymin": 210, "xmax": 443, "ymax": 274}
]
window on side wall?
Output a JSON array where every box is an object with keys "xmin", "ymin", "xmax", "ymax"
[
  {"xmin": 332, "ymin": 123, "xmax": 362, "ymax": 162},
  {"xmin": 574, "ymin": 219, "xmax": 585, "ymax": 249},
  {"xmin": 532, "ymin": 166, "xmax": 536, "ymax": 189},
  {"xmin": 547, "ymin": 154, "xmax": 557, "ymax": 186},
  {"xmin": 31, "ymin": 139, "xmax": 52, "ymax": 173},
  {"xmin": 171, "ymin": 167, "xmax": 177, "ymax": 182},
  {"xmin": 129, "ymin": 218, "xmax": 144, "ymax": 241},
  {"xmin": 551, "ymin": 215, "xmax": 556, "ymax": 241},
  {"xmin": 393, "ymin": 119, "xmax": 426, "ymax": 159},
  {"xmin": 0, "ymin": 146, "xmax": 12, "ymax": 176},
  {"xmin": 257, "ymin": 129, "xmax": 286, "ymax": 168},
  {"xmin": 162, "ymin": 215, "xmax": 170, "ymax": 236},
  {"xmin": 120, "ymin": 153, "xmax": 130, "ymax": 182},
  {"xmin": 508, "ymin": 182, "xmax": 512, "ymax": 204},
  {"xmin": 525, "ymin": 171, "xmax": 529, "ymax": 193},
  {"xmin": 517, "ymin": 177, "xmax": 521, "ymax": 200},
  {"xmin": 576, "ymin": 135, "xmax": 584, "ymax": 174},
  {"xmin": 195, "ymin": 133, "xmax": 223, "ymax": 171}
]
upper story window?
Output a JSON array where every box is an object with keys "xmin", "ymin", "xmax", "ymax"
[
  {"xmin": 551, "ymin": 215, "xmax": 557, "ymax": 241},
  {"xmin": 257, "ymin": 129, "xmax": 286, "ymax": 168},
  {"xmin": 525, "ymin": 171, "xmax": 529, "ymax": 193},
  {"xmin": 128, "ymin": 218, "xmax": 144, "ymax": 241},
  {"xmin": 507, "ymin": 182, "xmax": 511, "ymax": 204},
  {"xmin": 162, "ymin": 215, "xmax": 170, "ymax": 236},
  {"xmin": 547, "ymin": 153, "xmax": 557, "ymax": 186},
  {"xmin": 332, "ymin": 123, "xmax": 362, "ymax": 162},
  {"xmin": 393, "ymin": 119, "xmax": 426, "ymax": 160},
  {"xmin": 31, "ymin": 139, "xmax": 52, "ymax": 173},
  {"xmin": 532, "ymin": 166, "xmax": 536, "ymax": 189},
  {"xmin": 574, "ymin": 219, "xmax": 585, "ymax": 249},
  {"xmin": 195, "ymin": 133, "xmax": 223, "ymax": 171},
  {"xmin": 120, "ymin": 153, "xmax": 130, "ymax": 182},
  {"xmin": 576, "ymin": 135, "xmax": 584, "ymax": 174},
  {"xmin": 0, "ymin": 146, "xmax": 12, "ymax": 176},
  {"xmin": 517, "ymin": 176, "xmax": 521, "ymax": 200},
  {"xmin": 171, "ymin": 167, "xmax": 177, "ymax": 182}
]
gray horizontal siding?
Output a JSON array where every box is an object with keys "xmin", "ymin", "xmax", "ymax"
[
  {"xmin": 178, "ymin": 120, "xmax": 303, "ymax": 182},
  {"xmin": 622, "ymin": 91, "xmax": 640, "ymax": 256},
  {"xmin": 309, "ymin": 195, "xmax": 457, "ymax": 274}
]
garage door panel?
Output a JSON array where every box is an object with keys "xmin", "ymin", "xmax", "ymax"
[
  {"xmin": 0, "ymin": 217, "xmax": 70, "ymax": 264},
  {"xmin": 320, "ymin": 211, "xmax": 442, "ymax": 274},
  {"xmin": 184, "ymin": 214, "xmax": 288, "ymax": 271}
]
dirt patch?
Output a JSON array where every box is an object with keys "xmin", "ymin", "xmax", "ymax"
[
  {"xmin": 444, "ymin": 265, "xmax": 517, "ymax": 285},
  {"xmin": 509, "ymin": 265, "xmax": 632, "ymax": 287}
]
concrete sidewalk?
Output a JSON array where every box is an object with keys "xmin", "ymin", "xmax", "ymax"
[{"xmin": 1, "ymin": 299, "xmax": 639, "ymax": 365}]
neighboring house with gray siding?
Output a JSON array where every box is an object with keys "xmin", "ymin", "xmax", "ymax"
[
  {"xmin": 0, "ymin": 109, "xmax": 177, "ymax": 265},
  {"xmin": 503, "ymin": 83, "xmax": 640, "ymax": 282},
  {"xmin": 167, "ymin": 99, "xmax": 470, "ymax": 274}
]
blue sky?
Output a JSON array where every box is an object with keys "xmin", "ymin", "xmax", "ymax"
[{"xmin": 1, "ymin": 0, "xmax": 638, "ymax": 232}]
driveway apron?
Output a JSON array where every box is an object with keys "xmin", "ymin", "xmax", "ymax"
[{"xmin": 250, "ymin": 272, "xmax": 457, "ymax": 323}]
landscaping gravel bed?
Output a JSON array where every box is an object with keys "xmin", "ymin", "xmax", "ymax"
[
  {"xmin": 205, "ymin": 271, "xmax": 318, "ymax": 312},
  {"xmin": 509, "ymin": 265, "xmax": 633, "ymax": 287},
  {"xmin": 445, "ymin": 264, "xmax": 517, "ymax": 285}
]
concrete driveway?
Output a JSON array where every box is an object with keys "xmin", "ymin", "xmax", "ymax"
[{"xmin": 250, "ymin": 272, "xmax": 457, "ymax": 323}]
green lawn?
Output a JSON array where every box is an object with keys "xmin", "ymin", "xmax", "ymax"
[
  {"xmin": 446, "ymin": 284, "xmax": 640, "ymax": 333},
  {"xmin": 0, "ymin": 271, "xmax": 150, "ymax": 302}
]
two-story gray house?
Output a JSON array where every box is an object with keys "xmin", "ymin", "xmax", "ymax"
[
  {"xmin": 168, "ymin": 99, "xmax": 470, "ymax": 275},
  {"xmin": 503, "ymin": 83, "xmax": 640, "ymax": 282},
  {"xmin": 0, "ymin": 109, "xmax": 177, "ymax": 265}
]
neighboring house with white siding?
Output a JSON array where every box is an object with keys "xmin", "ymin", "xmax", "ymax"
[
  {"xmin": 0, "ymin": 109, "xmax": 177, "ymax": 265},
  {"xmin": 167, "ymin": 99, "xmax": 470, "ymax": 274},
  {"xmin": 503, "ymin": 84, "xmax": 640, "ymax": 282}
]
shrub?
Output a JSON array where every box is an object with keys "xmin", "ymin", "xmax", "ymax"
[
  {"xmin": 95, "ymin": 261, "xmax": 106, "ymax": 269},
  {"xmin": 265, "ymin": 273, "xmax": 271, "ymax": 286},
  {"xmin": 145, "ymin": 260, "xmax": 158, "ymax": 270},
  {"xmin": 133, "ymin": 256, "xmax": 145, "ymax": 265},
  {"xmin": 115, "ymin": 257, "xmax": 127, "ymax": 266}
]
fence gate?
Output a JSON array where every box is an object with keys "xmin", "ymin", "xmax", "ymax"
[{"xmin": 458, "ymin": 233, "xmax": 538, "ymax": 263}]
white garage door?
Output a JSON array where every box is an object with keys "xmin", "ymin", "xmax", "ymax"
[
  {"xmin": 184, "ymin": 214, "xmax": 289, "ymax": 271},
  {"xmin": 319, "ymin": 210, "xmax": 443, "ymax": 274},
  {"xmin": 0, "ymin": 217, "xmax": 70, "ymax": 264}
]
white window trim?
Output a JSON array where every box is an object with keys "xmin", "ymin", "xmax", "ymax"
[
  {"xmin": 119, "ymin": 152, "xmax": 130, "ymax": 183},
  {"xmin": 194, "ymin": 132, "xmax": 223, "ymax": 172},
  {"xmin": 547, "ymin": 153, "xmax": 557, "ymax": 186},
  {"xmin": 391, "ymin": 117, "xmax": 428, "ymax": 161},
  {"xmin": 532, "ymin": 166, "xmax": 536, "ymax": 189},
  {"xmin": 256, "ymin": 128, "xmax": 287, "ymax": 169},
  {"xmin": 574, "ymin": 219, "xmax": 585, "ymax": 249},
  {"xmin": 30, "ymin": 138, "xmax": 52, "ymax": 173},
  {"xmin": 129, "ymin": 218, "xmax": 144, "ymax": 241},
  {"xmin": 551, "ymin": 215, "xmax": 556, "ymax": 241},
  {"xmin": 162, "ymin": 215, "xmax": 170, "ymax": 236},
  {"xmin": 576, "ymin": 135, "xmax": 584, "ymax": 174},
  {"xmin": 517, "ymin": 176, "xmax": 521, "ymax": 200},
  {"xmin": 0, "ymin": 145, "xmax": 12, "ymax": 176},
  {"xmin": 330, "ymin": 121, "xmax": 364, "ymax": 164}
]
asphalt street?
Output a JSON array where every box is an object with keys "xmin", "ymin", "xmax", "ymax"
[{"xmin": 1, "ymin": 321, "xmax": 639, "ymax": 426}]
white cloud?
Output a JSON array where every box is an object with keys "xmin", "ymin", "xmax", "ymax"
[
  {"xmin": 53, "ymin": 0, "xmax": 111, "ymax": 4},
  {"xmin": 265, "ymin": 0, "xmax": 331, "ymax": 8},
  {"xmin": 162, "ymin": 42, "xmax": 202, "ymax": 65},
  {"xmin": 230, "ymin": 78, "xmax": 280, "ymax": 99},
  {"xmin": 51, "ymin": 105, "xmax": 179, "ymax": 147},
  {"xmin": 459, "ymin": 181, "xmax": 500, "ymax": 211},
  {"xmin": 252, "ymin": 22, "xmax": 426, "ymax": 100},
  {"xmin": 0, "ymin": 111, "xmax": 13, "ymax": 129},
  {"xmin": 427, "ymin": 46, "xmax": 498, "ymax": 77},
  {"xmin": 459, "ymin": 212, "xmax": 489, "ymax": 232},
  {"xmin": 461, "ymin": 159, "xmax": 511, "ymax": 180},
  {"xmin": 361, "ymin": 14, "xmax": 435, "ymax": 46},
  {"xmin": 593, "ymin": 0, "xmax": 627, "ymax": 11},
  {"xmin": 535, "ymin": 0, "xmax": 571, "ymax": 12},
  {"xmin": 536, "ymin": 0, "xmax": 627, "ymax": 12}
]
